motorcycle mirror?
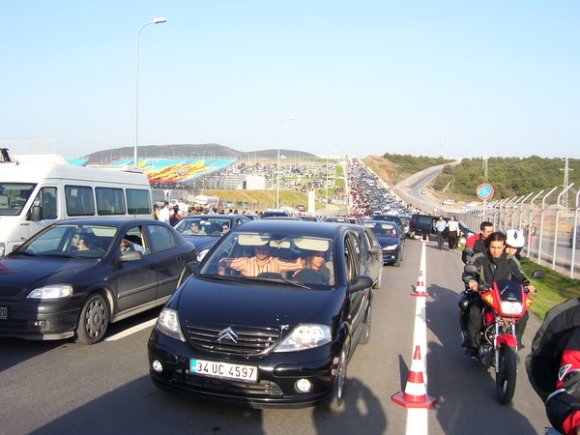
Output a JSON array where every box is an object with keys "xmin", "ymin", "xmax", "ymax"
[{"xmin": 464, "ymin": 264, "xmax": 478, "ymax": 275}]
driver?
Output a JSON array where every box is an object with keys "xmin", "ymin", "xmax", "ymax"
[
  {"xmin": 462, "ymin": 231, "xmax": 536, "ymax": 356},
  {"xmin": 221, "ymin": 244, "xmax": 303, "ymax": 277}
]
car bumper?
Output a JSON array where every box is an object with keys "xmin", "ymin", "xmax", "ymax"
[
  {"xmin": 148, "ymin": 329, "xmax": 339, "ymax": 408},
  {"xmin": 382, "ymin": 250, "xmax": 400, "ymax": 264},
  {"xmin": 0, "ymin": 297, "xmax": 82, "ymax": 340}
]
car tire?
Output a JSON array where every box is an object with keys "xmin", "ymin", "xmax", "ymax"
[
  {"xmin": 321, "ymin": 343, "xmax": 348, "ymax": 411},
  {"xmin": 359, "ymin": 306, "xmax": 371, "ymax": 345},
  {"xmin": 76, "ymin": 293, "xmax": 110, "ymax": 345}
]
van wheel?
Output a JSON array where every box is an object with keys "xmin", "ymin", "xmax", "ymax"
[{"xmin": 76, "ymin": 293, "xmax": 109, "ymax": 345}]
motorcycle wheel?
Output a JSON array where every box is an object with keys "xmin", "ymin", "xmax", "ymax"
[{"xmin": 496, "ymin": 344, "xmax": 517, "ymax": 405}]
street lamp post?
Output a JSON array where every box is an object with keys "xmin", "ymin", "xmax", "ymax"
[
  {"xmin": 134, "ymin": 17, "xmax": 167, "ymax": 167},
  {"xmin": 276, "ymin": 116, "xmax": 296, "ymax": 209}
]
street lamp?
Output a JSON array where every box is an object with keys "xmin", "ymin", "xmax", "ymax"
[
  {"xmin": 276, "ymin": 116, "xmax": 296, "ymax": 208},
  {"xmin": 134, "ymin": 17, "xmax": 167, "ymax": 167}
]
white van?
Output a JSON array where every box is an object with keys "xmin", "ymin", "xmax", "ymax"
[{"xmin": 0, "ymin": 154, "xmax": 154, "ymax": 256}]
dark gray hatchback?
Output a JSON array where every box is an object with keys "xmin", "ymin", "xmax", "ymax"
[{"xmin": 0, "ymin": 218, "xmax": 196, "ymax": 344}]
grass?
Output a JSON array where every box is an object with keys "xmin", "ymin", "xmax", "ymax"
[{"xmin": 520, "ymin": 257, "xmax": 580, "ymax": 319}]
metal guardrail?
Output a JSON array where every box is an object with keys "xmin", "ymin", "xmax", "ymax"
[{"xmin": 456, "ymin": 188, "xmax": 579, "ymax": 279}]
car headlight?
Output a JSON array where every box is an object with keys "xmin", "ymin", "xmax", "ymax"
[
  {"xmin": 27, "ymin": 284, "xmax": 73, "ymax": 299},
  {"xmin": 383, "ymin": 244, "xmax": 398, "ymax": 250},
  {"xmin": 274, "ymin": 324, "xmax": 331, "ymax": 352},
  {"xmin": 500, "ymin": 301, "xmax": 523, "ymax": 315},
  {"xmin": 197, "ymin": 249, "xmax": 209, "ymax": 262},
  {"xmin": 156, "ymin": 308, "xmax": 186, "ymax": 342}
]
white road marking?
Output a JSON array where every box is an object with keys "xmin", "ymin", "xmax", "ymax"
[
  {"xmin": 406, "ymin": 239, "xmax": 430, "ymax": 435},
  {"xmin": 105, "ymin": 318, "xmax": 157, "ymax": 341}
]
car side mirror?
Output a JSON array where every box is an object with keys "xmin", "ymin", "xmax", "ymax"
[
  {"xmin": 120, "ymin": 250, "xmax": 143, "ymax": 262},
  {"xmin": 177, "ymin": 261, "xmax": 200, "ymax": 288},
  {"xmin": 349, "ymin": 275, "xmax": 373, "ymax": 293}
]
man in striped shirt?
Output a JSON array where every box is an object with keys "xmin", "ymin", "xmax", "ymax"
[{"xmin": 226, "ymin": 244, "xmax": 303, "ymax": 277}]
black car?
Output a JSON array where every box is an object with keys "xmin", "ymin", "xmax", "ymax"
[
  {"xmin": 174, "ymin": 214, "xmax": 251, "ymax": 261},
  {"xmin": 363, "ymin": 220, "xmax": 404, "ymax": 266},
  {"xmin": 409, "ymin": 214, "xmax": 438, "ymax": 240},
  {"xmin": 0, "ymin": 218, "xmax": 196, "ymax": 344},
  {"xmin": 148, "ymin": 220, "xmax": 374, "ymax": 409}
]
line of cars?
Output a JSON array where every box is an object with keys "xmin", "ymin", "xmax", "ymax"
[{"xmin": 0, "ymin": 210, "xmax": 388, "ymax": 409}]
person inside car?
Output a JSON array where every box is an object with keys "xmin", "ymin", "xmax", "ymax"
[
  {"xmin": 294, "ymin": 251, "xmax": 330, "ymax": 284},
  {"xmin": 220, "ymin": 244, "xmax": 303, "ymax": 277},
  {"xmin": 184, "ymin": 222, "xmax": 206, "ymax": 236}
]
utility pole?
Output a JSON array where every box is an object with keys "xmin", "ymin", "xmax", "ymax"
[
  {"xmin": 483, "ymin": 156, "xmax": 489, "ymax": 181},
  {"xmin": 561, "ymin": 157, "xmax": 573, "ymax": 209}
]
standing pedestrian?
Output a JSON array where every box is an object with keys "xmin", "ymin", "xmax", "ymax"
[{"xmin": 447, "ymin": 215, "xmax": 460, "ymax": 249}]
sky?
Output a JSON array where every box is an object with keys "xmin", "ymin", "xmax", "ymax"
[{"xmin": 1, "ymin": 1, "xmax": 579, "ymax": 160}]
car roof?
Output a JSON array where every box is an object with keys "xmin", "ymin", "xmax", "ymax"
[{"xmin": 234, "ymin": 219, "xmax": 346, "ymax": 238}]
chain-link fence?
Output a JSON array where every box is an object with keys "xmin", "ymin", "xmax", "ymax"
[{"xmin": 459, "ymin": 186, "xmax": 579, "ymax": 279}]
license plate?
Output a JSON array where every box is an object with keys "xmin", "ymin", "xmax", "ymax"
[
  {"xmin": 190, "ymin": 358, "xmax": 258, "ymax": 382},
  {"xmin": 0, "ymin": 307, "xmax": 7, "ymax": 320}
]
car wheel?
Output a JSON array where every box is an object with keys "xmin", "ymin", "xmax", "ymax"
[
  {"xmin": 359, "ymin": 306, "xmax": 371, "ymax": 345},
  {"xmin": 76, "ymin": 293, "xmax": 109, "ymax": 345},
  {"xmin": 323, "ymin": 345, "xmax": 348, "ymax": 410}
]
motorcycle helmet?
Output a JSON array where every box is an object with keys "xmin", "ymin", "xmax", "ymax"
[{"xmin": 506, "ymin": 229, "xmax": 525, "ymax": 248}]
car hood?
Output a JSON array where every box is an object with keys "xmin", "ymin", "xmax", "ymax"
[
  {"xmin": 181, "ymin": 235, "xmax": 216, "ymax": 252},
  {"xmin": 0, "ymin": 255, "xmax": 97, "ymax": 288},
  {"xmin": 175, "ymin": 277, "xmax": 338, "ymax": 327}
]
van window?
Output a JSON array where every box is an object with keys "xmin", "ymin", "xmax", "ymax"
[
  {"xmin": 96, "ymin": 188, "xmax": 126, "ymax": 215},
  {"xmin": 65, "ymin": 186, "xmax": 95, "ymax": 216},
  {"xmin": 0, "ymin": 183, "xmax": 35, "ymax": 216},
  {"xmin": 32, "ymin": 187, "xmax": 58, "ymax": 220},
  {"xmin": 126, "ymin": 189, "xmax": 152, "ymax": 215}
]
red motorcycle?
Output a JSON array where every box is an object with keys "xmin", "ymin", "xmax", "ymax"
[{"xmin": 460, "ymin": 265, "xmax": 536, "ymax": 404}]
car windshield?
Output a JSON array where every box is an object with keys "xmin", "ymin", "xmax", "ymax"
[
  {"xmin": 365, "ymin": 222, "xmax": 398, "ymax": 238},
  {"xmin": 199, "ymin": 231, "xmax": 336, "ymax": 287},
  {"xmin": 174, "ymin": 216, "xmax": 232, "ymax": 237},
  {"xmin": 14, "ymin": 223, "xmax": 118, "ymax": 259},
  {"xmin": 0, "ymin": 183, "xmax": 36, "ymax": 216}
]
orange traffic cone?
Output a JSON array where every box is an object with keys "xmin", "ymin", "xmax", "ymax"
[
  {"xmin": 392, "ymin": 345, "xmax": 437, "ymax": 409},
  {"xmin": 411, "ymin": 271, "xmax": 428, "ymax": 297}
]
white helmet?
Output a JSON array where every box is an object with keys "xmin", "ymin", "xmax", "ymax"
[{"xmin": 506, "ymin": 229, "xmax": 525, "ymax": 248}]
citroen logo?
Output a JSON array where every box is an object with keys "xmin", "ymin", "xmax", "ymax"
[{"xmin": 217, "ymin": 326, "xmax": 238, "ymax": 343}]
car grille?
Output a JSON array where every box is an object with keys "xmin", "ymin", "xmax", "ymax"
[
  {"xmin": 183, "ymin": 322, "xmax": 281, "ymax": 355},
  {"xmin": 172, "ymin": 372, "xmax": 283, "ymax": 398},
  {"xmin": 0, "ymin": 286, "xmax": 23, "ymax": 299}
]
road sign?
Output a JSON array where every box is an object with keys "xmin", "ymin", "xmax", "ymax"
[{"xmin": 477, "ymin": 183, "xmax": 494, "ymax": 201}]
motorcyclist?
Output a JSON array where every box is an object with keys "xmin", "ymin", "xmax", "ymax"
[
  {"xmin": 462, "ymin": 221, "xmax": 494, "ymax": 263},
  {"xmin": 462, "ymin": 231, "xmax": 536, "ymax": 356},
  {"xmin": 505, "ymin": 228, "xmax": 535, "ymax": 346},
  {"xmin": 526, "ymin": 298, "xmax": 580, "ymax": 435}
]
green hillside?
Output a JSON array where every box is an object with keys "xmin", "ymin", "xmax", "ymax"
[{"xmin": 432, "ymin": 156, "xmax": 579, "ymax": 201}]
